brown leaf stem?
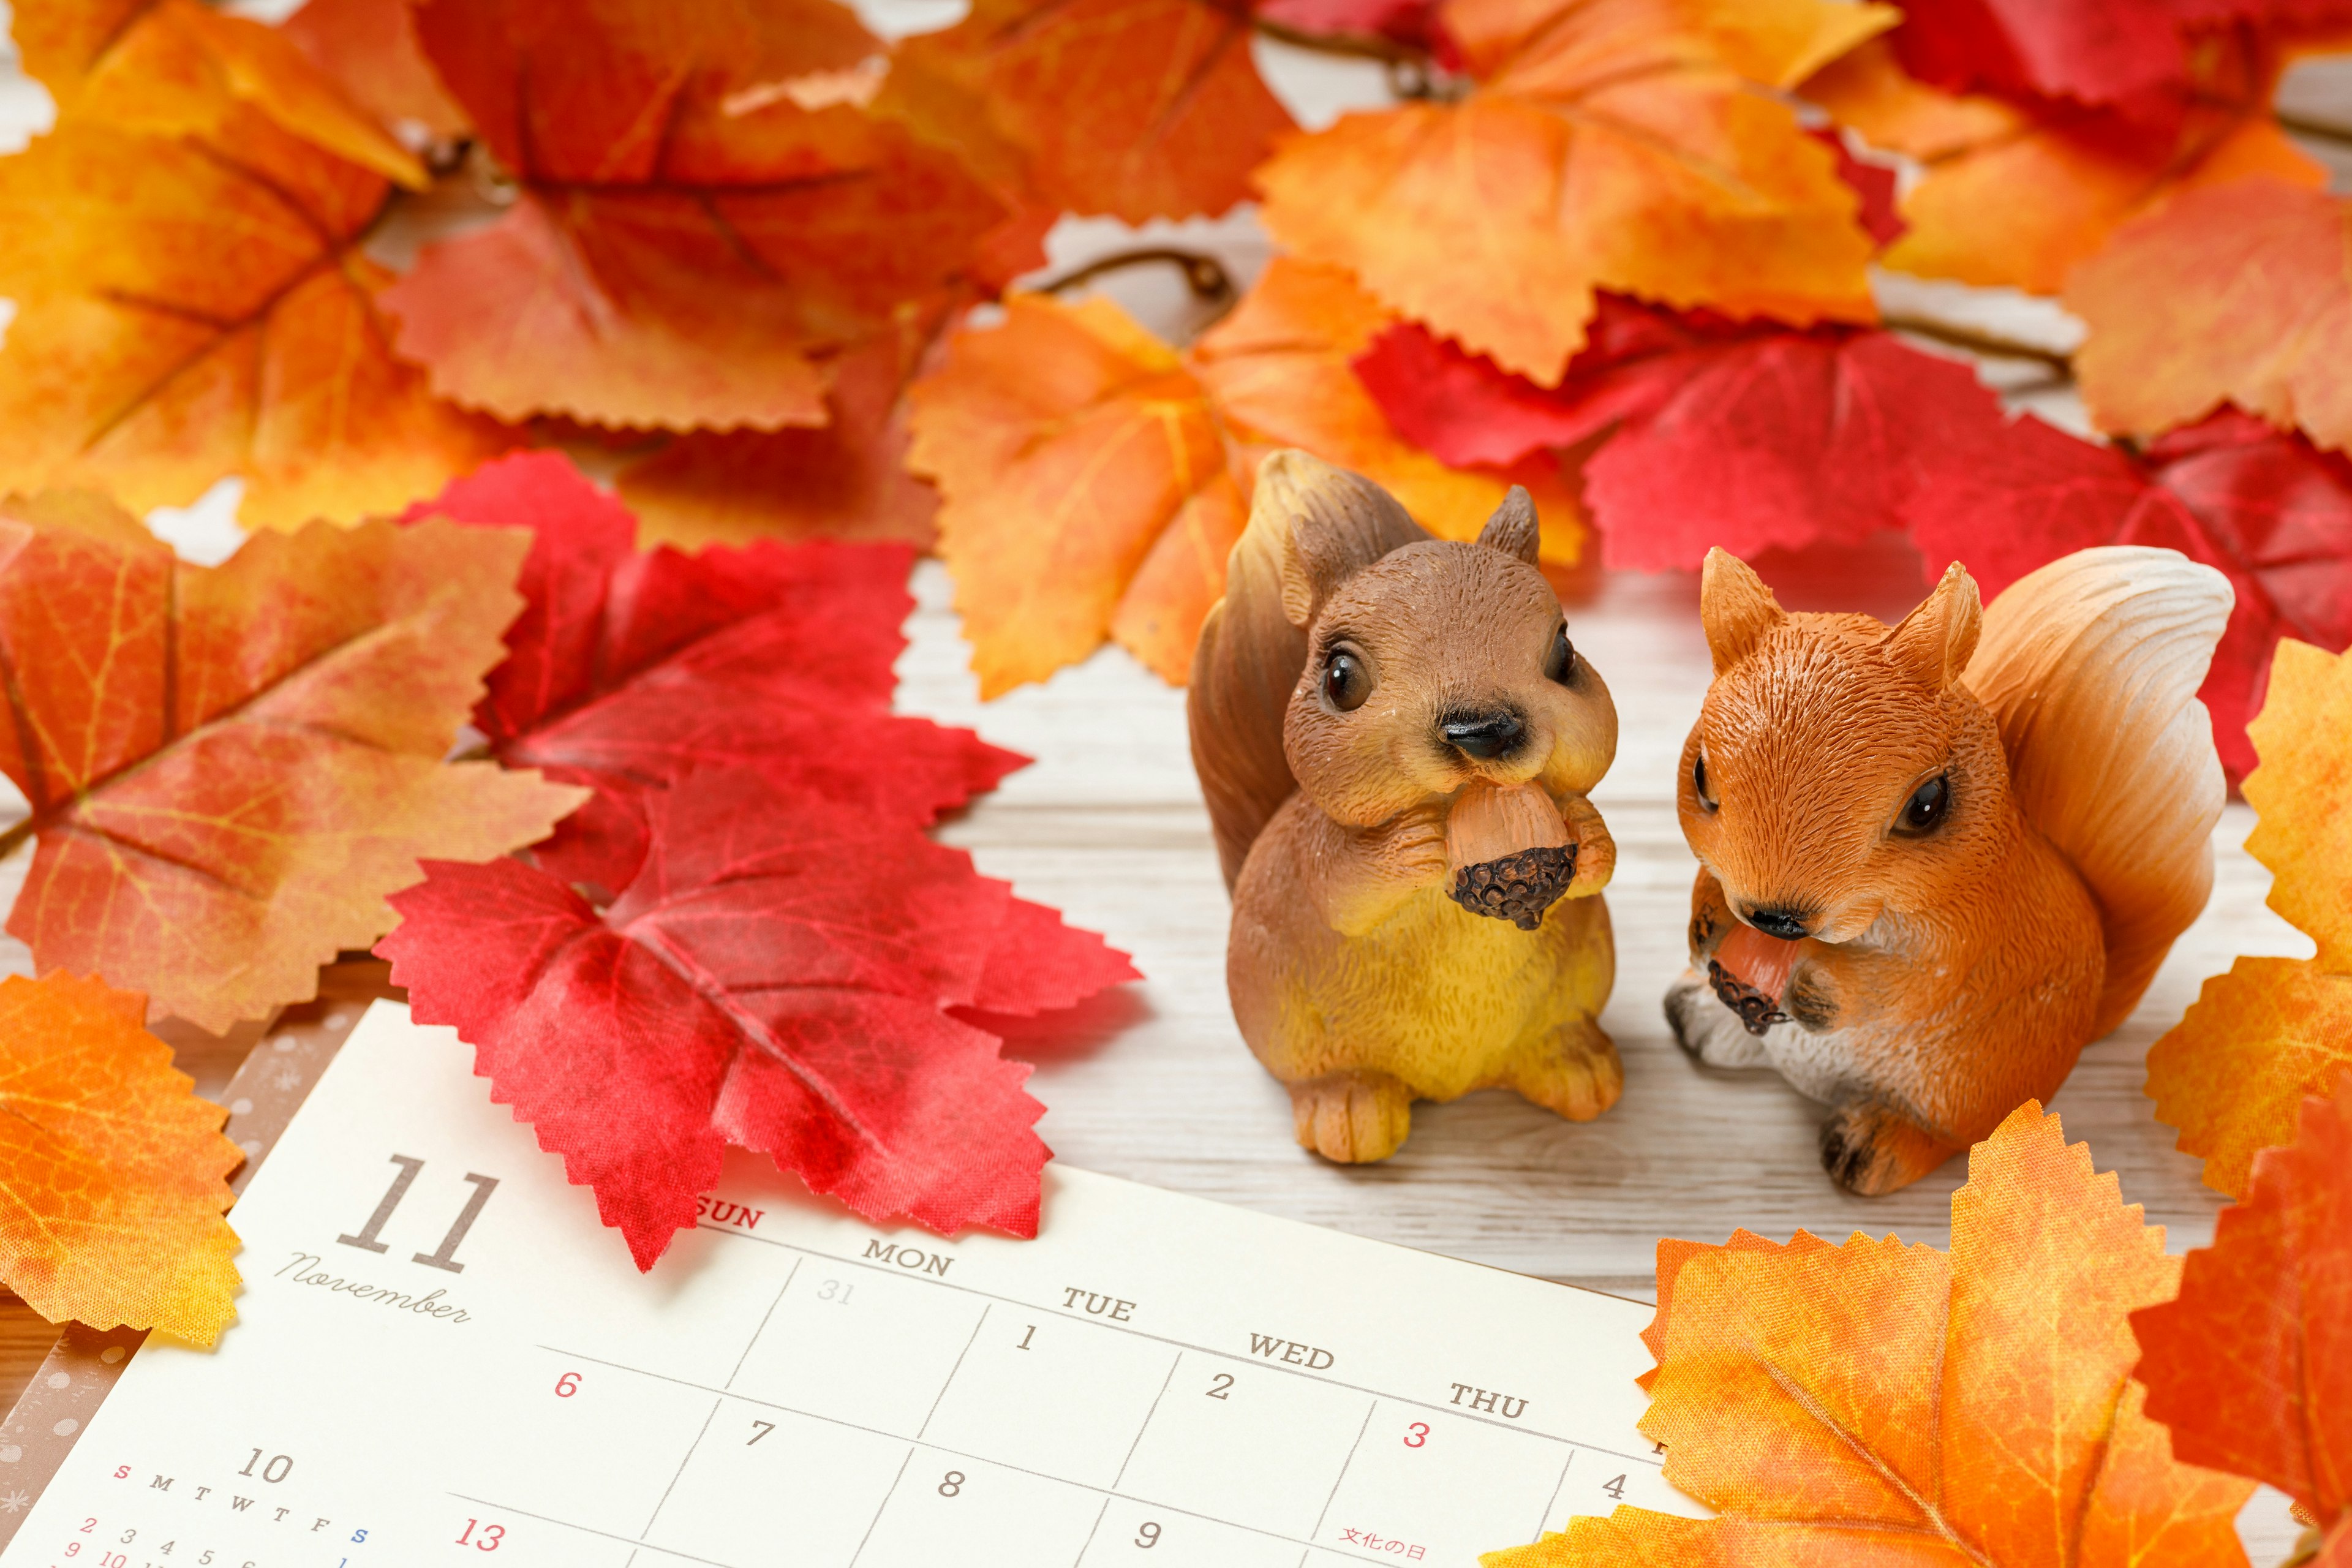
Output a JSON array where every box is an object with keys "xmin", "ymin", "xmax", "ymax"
[
  {"xmin": 2275, "ymin": 109, "xmax": 2352, "ymax": 149},
  {"xmin": 1034, "ymin": 246, "xmax": 1237, "ymax": 309},
  {"xmin": 1879, "ymin": 314, "xmax": 2077, "ymax": 375}
]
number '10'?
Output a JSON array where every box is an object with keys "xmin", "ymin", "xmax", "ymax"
[{"xmin": 339, "ymin": 1155, "xmax": 498, "ymax": 1273}]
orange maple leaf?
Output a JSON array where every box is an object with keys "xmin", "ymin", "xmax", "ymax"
[
  {"xmin": 2148, "ymin": 638, "xmax": 2352, "ymax": 1196},
  {"xmin": 10, "ymin": 0, "xmax": 425, "ymax": 186},
  {"xmin": 0, "ymin": 7, "xmax": 503, "ymax": 528},
  {"xmin": 0, "ymin": 972, "xmax": 242, "ymax": 1347},
  {"xmin": 1806, "ymin": 37, "xmax": 2326, "ymax": 296},
  {"xmin": 0, "ymin": 492, "xmax": 587, "ymax": 1034},
  {"xmin": 379, "ymin": 0, "xmax": 1008, "ymax": 432},
  {"xmin": 2070, "ymin": 179, "xmax": 2352, "ymax": 455},
  {"xmin": 889, "ymin": 0, "xmax": 1295, "ymax": 223},
  {"xmin": 906, "ymin": 260, "xmax": 1582, "ymax": 695},
  {"xmin": 615, "ymin": 303, "xmax": 950, "ymax": 551},
  {"xmin": 1486, "ymin": 1104, "xmax": 2254, "ymax": 1567},
  {"xmin": 2133, "ymin": 1073, "xmax": 2352, "ymax": 1568},
  {"xmin": 1253, "ymin": 0, "xmax": 1891, "ymax": 388}
]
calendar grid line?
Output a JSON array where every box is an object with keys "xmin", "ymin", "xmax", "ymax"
[
  {"xmin": 846, "ymin": 1447, "xmax": 916, "ymax": 1568},
  {"xmin": 1070, "ymin": 1496, "xmax": 1110, "ymax": 1567},
  {"xmin": 448, "ymin": 1491, "xmax": 738, "ymax": 1568},
  {"xmin": 725, "ymin": 1257, "xmax": 800, "ymax": 1390},
  {"xmin": 528, "ymin": 1342, "xmax": 1503, "ymax": 1568},
  {"xmin": 691, "ymin": 1221, "xmax": 1667, "ymax": 1469},
  {"xmin": 916, "ymin": 1302, "xmax": 991, "ymax": 1441},
  {"xmin": 641, "ymin": 1396, "xmax": 723, "ymax": 1539},
  {"xmin": 1110, "ymin": 1351, "xmax": 1182, "ymax": 1489},
  {"xmin": 1311, "ymin": 1400, "xmax": 1378, "ymax": 1540},
  {"xmin": 1535, "ymin": 1450, "xmax": 1576, "ymax": 1541}
]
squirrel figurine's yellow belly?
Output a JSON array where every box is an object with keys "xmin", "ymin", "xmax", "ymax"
[
  {"xmin": 1189, "ymin": 453, "xmax": 1623, "ymax": 1163},
  {"xmin": 1231, "ymin": 796, "xmax": 1618, "ymax": 1160}
]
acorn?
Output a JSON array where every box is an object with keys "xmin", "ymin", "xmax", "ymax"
[{"xmin": 1445, "ymin": 781, "xmax": 1575, "ymax": 930}]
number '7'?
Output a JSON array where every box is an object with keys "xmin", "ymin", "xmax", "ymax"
[{"xmin": 338, "ymin": 1155, "xmax": 499, "ymax": 1273}]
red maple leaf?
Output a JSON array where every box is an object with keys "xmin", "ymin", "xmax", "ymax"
[
  {"xmin": 1354, "ymin": 298, "xmax": 2007, "ymax": 569},
  {"xmin": 1890, "ymin": 0, "xmax": 2210, "ymax": 109},
  {"xmin": 380, "ymin": 455, "xmax": 1137, "ymax": 1265},
  {"xmin": 2130, "ymin": 1072, "xmax": 2352, "ymax": 1566},
  {"xmin": 1357, "ymin": 300, "xmax": 2349, "ymax": 778},
  {"xmin": 1904, "ymin": 408, "xmax": 2352, "ymax": 781},
  {"xmin": 382, "ymin": 768, "xmax": 1134, "ymax": 1269},
  {"xmin": 404, "ymin": 452, "xmax": 1020, "ymax": 895}
]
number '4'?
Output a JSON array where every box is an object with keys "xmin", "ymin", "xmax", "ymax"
[{"xmin": 339, "ymin": 1155, "xmax": 498, "ymax": 1273}]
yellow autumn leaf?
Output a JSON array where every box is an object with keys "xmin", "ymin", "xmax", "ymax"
[
  {"xmin": 0, "ymin": 971, "xmax": 243, "ymax": 1347},
  {"xmin": 2149, "ymin": 638, "xmax": 2352, "ymax": 1194}
]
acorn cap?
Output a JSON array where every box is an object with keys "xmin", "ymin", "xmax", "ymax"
[{"xmin": 1445, "ymin": 780, "xmax": 1577, "ymax": 929}]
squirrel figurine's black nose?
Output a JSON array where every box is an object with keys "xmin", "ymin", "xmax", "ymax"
[
  {"xmin": 1441, "ymin": 710, "xmax": 1526, "ymax": 760},
  {"xmin": 1745, "ymin": 906, "xmax": 1812, "ymax": 941}
]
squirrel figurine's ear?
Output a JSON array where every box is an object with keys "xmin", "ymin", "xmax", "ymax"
[
  {"xmin": 1699, "ymin": 548, "xmax": 1787, "ymax": 675},
  {"xmin": 1476, "ymin": 487, "xmax": 1541, "ymax": 566},
  {"xmin": 1265, "ymin": 451, "xmax": 1423, "ymax": 628},
  {"xmin": 1879, "ymin": 562, "xmax": 1983, "ymax": 689}
]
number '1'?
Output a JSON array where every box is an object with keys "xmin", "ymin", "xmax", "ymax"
[{"xmin": 338, "ymin": 1154, "xmax": 499, "ymax": 1273}]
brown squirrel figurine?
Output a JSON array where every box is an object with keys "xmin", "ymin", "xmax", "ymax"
[
  {"xmin": 1667, "ymin": 545, "xmax": 2230, "ymax": 1194},
  {"xmin": 1189, "ymin": 452, "xmax": 1621, "ymax": 1163}
]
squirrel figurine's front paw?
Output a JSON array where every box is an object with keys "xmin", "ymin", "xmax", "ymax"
[
  {"xmin": 1819, "ymin": 1102, "xmax": 1962, "ymax": 1196},
  {"xmin": 1287, "ymin": 1070, "xmax": 1414, "ymax": 1163},
  {"xmin": 1559, "ymin": 793, "xmax": 1615, "ymax": 899},
  {"xmin": 1504, "ymin": 1018, "xmax": 1623, "ymax": 1121}
]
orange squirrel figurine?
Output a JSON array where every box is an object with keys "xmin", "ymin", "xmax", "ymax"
[
  {"xmin": 1667, "ymin": 545, "xmax": 2231, "ymax": 1194},
  {"xmin": 1189, "ymin": 452, "xmax": 1620, "ymax": 1163}
]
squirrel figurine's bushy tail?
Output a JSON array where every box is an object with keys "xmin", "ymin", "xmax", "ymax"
[
  {"xmin": 1188, "ymin": 452, "xmax": 1428, "ymax": 888},
  {"xmin": 1964, "ymin": 546, "xmax": 2231, "ymax": 1034}
]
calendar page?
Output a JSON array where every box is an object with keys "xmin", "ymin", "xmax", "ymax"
[{"xmin": 0, "ymin": 1003, "xmax": 1694, "ymax": 1568}]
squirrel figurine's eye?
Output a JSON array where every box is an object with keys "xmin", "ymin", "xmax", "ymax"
[
  {"xmin": 1322, "ymin": 647, "xmax": 1372, "ymax": 711},
  {"xmin": 1544, "ymin": 622, "xmax": 1576, "ymax": 685},
  {"xmin": 1692, "ymin": 749, "xmax": 1718, "ymax": 811},
  {"xmin": 1895, "ymin": 774, "xmax": 1951, "ymax": 836}
]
